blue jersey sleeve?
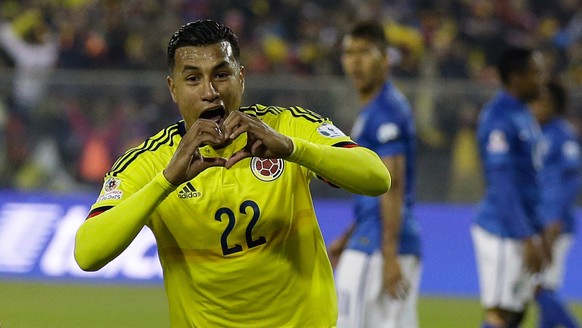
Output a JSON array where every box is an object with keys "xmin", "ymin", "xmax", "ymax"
[
  {"xmin": 539, "ymin": 123, "xmax": 582, "ymax": 226},
  {"xmin": 359, "ymin": 106, "xmax": 407, "ymax": 158}
]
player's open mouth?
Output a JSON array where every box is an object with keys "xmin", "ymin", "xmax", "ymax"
[{"xmin": 199, "ymin": 107, "xmax": 225, "ymax": 123}]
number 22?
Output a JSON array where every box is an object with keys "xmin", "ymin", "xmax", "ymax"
[{"xmin": 215, "ymin": 200, "xmax": 267, "ymax": 256}]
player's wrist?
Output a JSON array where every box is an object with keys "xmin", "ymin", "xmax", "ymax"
[
  {"xmin": 287, "ymin": 137, "xmax": 301, "ymax": 161},
  {"xmin": 158, "ymin": 171, "xmax": 180, "ymax": 190},
  {"xmin": 282, "ymin": 136, "xmax": 294, "ymax": 158}
]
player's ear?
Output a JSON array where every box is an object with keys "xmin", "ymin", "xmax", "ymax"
[
  {"xmin": 239, "ymin": 65, "xmax": 245, "ymax": 95},
  {"xmin": 167, "ymin": 75, "xmax": 177, "ymax": 103}
]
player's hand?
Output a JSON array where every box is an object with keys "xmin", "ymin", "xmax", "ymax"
[
  {"xmin": 221, "ymin": 111, "xmax": 293, "ymax": 168},
  {"xmin": 540, "ymin": 221, "xmax": 562, "ymax": 265},
  {"xmin": 543, "ymin": 221, "xmax": 562, "ymax": 253},
  {"xmin": 163, "ymin": 119, "xmax": 227, "ymax": 185},
  {"xmin": 383, "ymin": 257, "xmax": 409, "ymax": 300},
  {"xmin": 524, "ymin": 235, "xmax": 546, "ymax": 273}
]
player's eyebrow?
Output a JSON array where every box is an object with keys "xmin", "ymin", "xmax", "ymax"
[{"xmin": 181, "ymin": 61, "xmax": 233, "ymax": 73}]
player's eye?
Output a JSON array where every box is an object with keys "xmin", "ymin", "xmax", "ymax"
[
  {"xmin": 215, "ymin": 71, "xmax": 230, "ymax": 80},
  {"xmin": 186, "ymin": 75, "xmax": 200, "ymax": 83}
]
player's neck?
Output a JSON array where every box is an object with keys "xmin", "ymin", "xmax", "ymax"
[{"xmin": 359, "ymin": 81, "xmax": 385, "ymax": 105}]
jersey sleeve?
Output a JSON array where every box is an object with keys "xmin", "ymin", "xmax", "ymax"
[
  {"xmin": 282, "ymin": 106, "xmax": 390, "ymax": 196},
  {"xmin": 539, "ymin": 130, "xmax": 582, "ymax": 225},
  {"xmin": 288, "ymin": 107, "xmax": 355, "ymax": 147},
  {"xmin": 88, "ymin": 146, "xmax": 160, "ymax": 216},
  {"xmin": 363, "ymin": 110, "xmax": 407, "ymax": 158},
  {"xmin": 276, "ymin": 106, "xmax": 355, "ymax": 179},
  {"xmin": 75, "ymin": 172, "xmax": 176, "ymax": 270}
]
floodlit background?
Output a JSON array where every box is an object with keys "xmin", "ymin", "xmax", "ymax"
[{"xmin": 1, "ymin": 1, "xmax": 582, "ymax": 327}]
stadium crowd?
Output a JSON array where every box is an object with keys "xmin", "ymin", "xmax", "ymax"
[
  {"xmin": 2, "ymin": 0, "xmax": 582, "ymax": 193},
  {"xmin": 4, "ymin": 0, "xmax": 582, "ymax": 78}
]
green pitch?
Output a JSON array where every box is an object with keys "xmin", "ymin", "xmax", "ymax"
[{"xmin": 0, "ymin": 281, "xmax": 580, "ymax": 327}]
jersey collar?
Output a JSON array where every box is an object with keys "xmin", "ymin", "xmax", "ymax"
[{"xmin": 177, "ymin": 120, "xmax": 186, "ymax": 137}]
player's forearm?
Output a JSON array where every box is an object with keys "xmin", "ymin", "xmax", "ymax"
[
  {"xmin": 380, "ymin": 180, "xmax": 402, "ymax": 259},
  {"xmin": 287, "ymin": 137, "xmax": 391, "ymax": 196},
  {"xmin": 335, "ymin": 223, "xmax": 355, "ymax": 249},
  {"xmin": 74, "ymin": 172, "xmax": 176, "ymax": 271}
]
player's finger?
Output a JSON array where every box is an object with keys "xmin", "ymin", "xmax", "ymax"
[
  {"xmin": 224, "ymin": 148, "xmax": 252, "ymax": 169},
  {"xmin": 224, "ymin": 115, "xmax": 256, "ymax": 140},
  {"xmin": 185, "ymin": 122, "xmax": 224, "ymax": 146},
  {"xmin": 390, "ymin": 280, "xmax": 409, "ymax": 300},
  {"xmin": 221, "ymin": 111, "xmax": 245, "ymax": 136},
  {"xmin": 395, "ymin": 282, "xmax": 407, "ymax": 299},
  {"xmin": 188, "ymin": 119, "xmax": 222, "ymax": 135},
  {"xmin": 227, "ymin": 122, "xmax": 250, "ymax": 140},
  {"xmin": 201, "ymin": 156, "xmax": 227, "ymax": 168},
  {"xmin": 223, "ymin": 112, "xmax": 266, "ymax": 139},
  {"xmin": 401, "ymin": 280, "xmax": 410, "ymax": 296},
  {"xmin": 250, "ymin": 139, "xmax": 266, "ymax": 154}
]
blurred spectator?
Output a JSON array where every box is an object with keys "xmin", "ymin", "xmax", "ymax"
[
  {"xmin": 0, "ymin": 9, "xmax": 58, "ymax": 114},
  {"xmin": 0, "ymin": 8, "xmax": 60, "ymax": 189}
]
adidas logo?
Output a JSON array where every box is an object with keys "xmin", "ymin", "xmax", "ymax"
[{"xmin": 178, "ymin": 182, "xmax": 201, "ymax": 199}]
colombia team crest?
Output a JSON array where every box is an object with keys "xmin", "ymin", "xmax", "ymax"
[{"xmin": 250, "ymin": 158, "xmax": 284, "ymax": 182}]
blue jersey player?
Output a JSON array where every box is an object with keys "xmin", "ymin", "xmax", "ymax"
[
  {"xmin": 329, "ymin": 20, "xmax": 421, "ymax": 328},
  {"xmin": 532, "ymin": 80, "xmax": 581, "ymax": 328},
  {"xmin": 472, "ymin": 46, "xmax": 548, "ymax": 328}
]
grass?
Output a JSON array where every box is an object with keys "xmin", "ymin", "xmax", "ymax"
[
  {"xmin": 0, "ymin": 281, "xmax": 169, "ymax": 328},
  {"xmin": 0, "ymin": 280, "xmax": 580, "ymax": 327},
  {"xmin": 419, "ymin": 296, "xmax": 582, "ymax": 328}
]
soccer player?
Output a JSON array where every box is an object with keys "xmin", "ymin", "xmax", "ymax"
[
  {"xmin": 472, "ymin": 46, "xmax": 548, "ymax": 328},
  {"xmin": 74, "ymin": 20, "xmax": 391, "ymax": 327},
  {"xmin": 328, "ymin": 21, "xmax": 421, "ymax": 328},
  {"xmin": 531, "ymin": 80, "xmax": 581, "ymax": 328}
]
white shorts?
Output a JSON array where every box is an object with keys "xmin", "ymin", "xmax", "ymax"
[
  {"xmin": 471, "ymin": 225, "xmax": 536, "ymax": 312},
  {"xmin": 334, "ymin": 249, "xmax": 421, "ymax": 328},
  {"xmin": 542, "ymin": 233, "xmax": 573, "ymax": 290}
]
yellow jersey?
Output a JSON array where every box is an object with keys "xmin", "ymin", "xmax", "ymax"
[{"xmin": 90, "ymin": 105, "xmax": 353, "ymax": 327}]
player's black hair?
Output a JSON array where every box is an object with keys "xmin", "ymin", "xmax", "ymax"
[
  {"xmin": 346, "ymin": 20, "xmax": 388, "ymax": 53},
  {"xmin": 495, "ymin": 46, "xmax": 534, "ymax": 85},
  {"xmin": 547, "ymin": 79, "xmax": 568, "ymax": 115},
  {"xmin": 167, "ymin": 20, "xmax": 240, "ymax": 72}
]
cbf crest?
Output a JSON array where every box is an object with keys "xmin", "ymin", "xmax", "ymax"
[
  {"xmin": 97, "ymin": 177, "xmax": 123, "ymax": 201},
  {"xmin": 251, "ymin": 158, "xmax": 284, "ymax": 182},
  {"xmin": 104, "ymin": 177, "xmax": 121, "ymax": 192}
]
